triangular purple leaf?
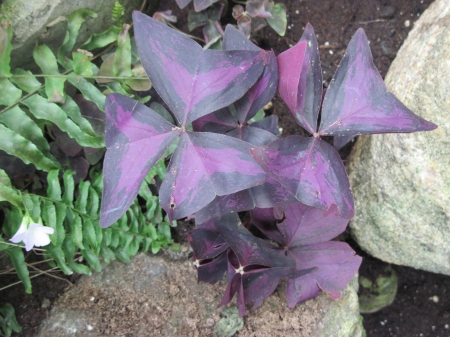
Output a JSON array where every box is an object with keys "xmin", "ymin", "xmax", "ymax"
[
  {"xmin": 196, "ymin": 251, "xmax": 228, "ymax": 284},
  {"xmin": 133, "ymin": 12, "xmax": 266, "ymax": 126},
  {"xmin": 319, "ymin": 28, "xmax": 437, "ymax": 136},
  {"xmin": 278, "ymin": 203, "xmax": 349, "ymax": 247},
  {"xmin": 250, "ymin": 115, "xmax": 280, "ymax": 136},
  {"xmin": 159, "ymin": 132, "xmax": 266, "ymax": 220},
  {"xmin": 194, "ymin": 177, "xmax": 297, "ymax": 224},
  {"xmin": 277, "ymin": 40, "xmax": 311, "ymax": 132},
  {"xmin": 278, "ymin": 24, "xmax": 323, "ymax": 134},
  {"xmin": 223, "ymin": 26, "xmax": 278, "ymax": 123},
  {"xmin": 286, "ymin": 241, "xmax": 362, "ymax": 307},
  {"xmin": 251, "ymin": 136, "xmax": 354, "ymax": 219},
  {"xmin": 100, "ymin": 94, "xmax": 180, "ymax": 228},
  {"xmin": 187, "ymin": 227, "xmax": 229, "ymax": 259}
]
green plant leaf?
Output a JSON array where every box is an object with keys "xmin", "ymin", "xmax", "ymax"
[
  {"xmin": 62, "ymin": 170, "xmax": 75, "ymax": 204},
  {"xmin": 73, "ymin": 51, "xmax": 94, "ymax": 77},
  {"xmin": 0, "ymin": 24, "xmax": 13, "ymax": 77},
  {"xmin": 33, "ymin": 44, "xmax": 66, "ymax": 103},
  {"xmin": 267, "ymin": 3, "xmax": 287, "ymax": 36},
  {"xmin": 6, "ymin": 247, "xmax": 31, "ymax": 293},
  {"xmin": 21, "ymin": 193, "xmax": 41, "ymax": 222},
  {"xmin": 83, "ymin": 218, "xmax": 98, "ymax": 249},
  {"xmin": 9, "ymin": 69, "xmax": 42, "ymax": 93},
  {"xmin": 81, "ymin": 246, "xmax": 102, "ymax": 272},
  {"xmin": 100, "ymin": 242, "xmax": 115, "ymax": 263},
  {"xmin": 0, "ymin": 106, "xmax": 56, "ymax": 162},
  {"xmin": 58, "ymin": 9, "xmax": 97, "ymax": 69},
  {"xmin": 0, "ymin": 169, "xmax": 22, "ymax": 208},
  {"xmin": 63, "ymin": 236, "xmax": 92, "ymax": 275},
  {"xmin": 41, "ymin": 199, "xmax": 59, "ymax": 245},
  {"xmin": 22, "ymin": 94, "xmax": 104, "ymax": 148},
  {"xmin": 46, "ymin": 245, "xmax": 73, "ymax": 275},
  {"xmin": 75, "ymin": 180, "xmax": 90, "ymax": 213},
  {"xmin": 0, "ymin": 123, "xmax": 59, "ymax": 171},
  {"xmin": 0, "ymin": 303, "xmax": 22, "ymax": 336},
  {"xmin": 71, "ymin": 215, "xmax": 84, "ymax": 250},
  {"xmin": 113, "ymin": 24, "xmax": 132, "ymax": 77},
  {"xmin": 47, "ymin": 169, "xmax": 62, "ymax": 201},
  {"xmin": 87, "ymin": 186, "xmax": 100, "ymax": 217},
  {"xmin": 0, "ymin": 78, "xmax": 22, "ymax": 106},
  {"xmin": 114, "ymin": 248, "xmax": 131, "ymax": 263},
  {"xmin": 62, "ymin": 96, "xmax": 100, "ymax": 137},
  {"xmin": 81, "ymin": 26, "xmax": 121, "ymax": 50},
  {"xmin": 68, "ymin": 77, "xmax": 106, "ymax": 111}
]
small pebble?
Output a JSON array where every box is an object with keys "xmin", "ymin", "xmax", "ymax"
[
  {"xmin": 86, "ymin": 325, "xmax": 93, "ymax": 331},
  {"xmin": 206, "ymin": 318, "xmax": 215, "ymax": 327},
  {"xmin": 404, "ymin": 20, "xmax": 410, "ymax": 27},
  {"xmin": 431, "ymin": 295, "xmax": 439, "ymax": 303},
  {"xmin": 295, "ymin": 10, "xmax": 299, "ymax": 14},
  {"xmin": 41, "ymin": 298, "xmax": 51, "ymax": 309},
  {"xmin": 90, "ymin": 296, "xmax": 95, "ymax": 302},
  {"xmin": 329, "ymin": 50, "xmax": 333, "ymax": 55},
  {"xmin": 379, "ymin": 6, "xmax": 395, "ymax": 19},
  {"xmin": 444, "ymin": 324, "xmax": 449, "ymax": 329},
  {"xmin": 324, "ymin": 41, "xmax": 330, "ymax": 46}
]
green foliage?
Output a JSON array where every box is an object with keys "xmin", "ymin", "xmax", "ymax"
[
  {"xmin": 0, "ymin": 4, "xmax": 170, "ymax": 295},
  {"xmin": 1, "ymin": 166, "xmax": 176, "ymax": 292},
  {"xmin": 0, "ymin": 303, "xmax": 22, "ymax": 337}
]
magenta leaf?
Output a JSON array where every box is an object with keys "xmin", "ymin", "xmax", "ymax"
[
  {"xmin": 277, "ymin": 203, "xmax": 349, "ymax": 247},
  {"xmin": 223, "ymin": 25, "xmax": 279, "ymax": 123},
  {"xmin": 276, "ymin": 40, "xmax": 310, "ymax": 131},
  {"xmin": 212, "ymin": 213, "xmax": 314, "ymax": 316},
  {"xmin": 286, "ymin": 241, "xmax": 362, "ymax": 307},
  {"xmin": 251, "ymin": 135, "xmax": 354, "ymax": 219},
  {"xmin": 159, "ymin": 132, "xmax": 266, "ymax": 220},
  {"xmin": 195, "ymin": 177, "xmax": 297, "ymax": 224},
  {"xmin": 100, "ymin": 94, "xmax": 180, "ymax": 228},
  {"xmin": 133, "ymin": 11, "xmax": 266, "ymax": 126},
  {"xmin": 187, "ymin": 227, "xmax": 229, "ymax": 284},
  {"xmin": 319, "ymin": 28, "xmax": 437, "ymax": 136},
  {"xmin": 250, "ymin": 115, "xmax": 280, "ymax": 135}
]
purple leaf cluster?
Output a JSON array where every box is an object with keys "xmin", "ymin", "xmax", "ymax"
[{"xmin": 100, "ymin": 12, "xmax": 437, "ymax": 315}]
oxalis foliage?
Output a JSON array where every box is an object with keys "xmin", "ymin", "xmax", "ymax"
[
  {"xmin": 0, "ymin": 6, "xmax": 176, "ymax": 294},
  {"xmin": 101, "ymin": 11, "xmax": 437, "ymax": 316}
]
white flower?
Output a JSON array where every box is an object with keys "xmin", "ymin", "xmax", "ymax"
[{"xmin": 10, "ymin": 215, "xmax": 54, "ymax": 251}]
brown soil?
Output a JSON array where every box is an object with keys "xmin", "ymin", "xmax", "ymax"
[{"xmin": 2, "ymin": 0, "xmax": 449, "ymax": 337}]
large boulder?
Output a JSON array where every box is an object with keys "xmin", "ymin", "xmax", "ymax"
[
  {"xmin": 0, "ymin": 0, "xmax": 157, "ymax": 69},
  {"xmin": 37, "ymin": 250, "xmax": 364, "ymax": 337},
  {"xmin": 347, "ymin": 0, "xmax": 450, "ymax": 275}
]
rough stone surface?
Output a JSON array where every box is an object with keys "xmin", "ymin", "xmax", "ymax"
[
  {"xmin": 37, "ymin": 249, "xmax": 364, "ymax": 337},
  {"xmin": 0, "ymin": 0, "xmax": 148, "ymax": 69},
  {"xmin": 347, "ymin": 0, "xmax": 450, "ymax": 275}
]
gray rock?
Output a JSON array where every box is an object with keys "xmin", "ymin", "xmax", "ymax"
[
  {"xmin": 348, "ymin": 0, "xmax": 450, "ymax": 275},
  {"xmin": 37, "ymin": 251, "xmax": 364, "ymax": 337},
  {"xmin": 0, "ymin": 0, "xmax": 157, "ymax": 69}
]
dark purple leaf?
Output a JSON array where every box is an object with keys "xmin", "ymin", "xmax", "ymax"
[
  {"xmin": 192, "ymin": 108, "xmax": 236, "ymax": 134},
  {"xmin": 100, "ymin": 94, "xmax": 180, "ymax": 228},
  {"xmin": 250, "ymin": 115, "xmax": 280, "ymax": 136},
  {"xmin": 278, "ymin": 203, "xmax": 349, "ymax": 247},
  {"xmin": 276, "ymin": 40, "xmax": 308, "ymax": 129},
  {"xmin": 223, "ymin": 25, "xmax": 278, "ymax": 123},
  {"xmin": 50, "ymin": 142, "xmax": 89, "ymax": 183},
  {"xmin": 286, "ymin": 241, "xmax": 362, "ymax": 307},
  {"xmin": 226, "ymin": 125, "xmax": 277, "ymax": 146},
  {"xmin": 251, "ymin": 136, "xmax": 354, "ymax": 219},
  {"xmin": 73, "ymin": 94, "xmax": 105, "ymax": 136},
  {"xmin": 52, "ymin": 125, "xmax": 83, "ymax": 157},
  {"xmin": 333, "ymin": 133, "xmax": 357, "ymax": 150},
  {"xmin": 292, "ymin": 23, "xmax": 323, "ymax": 134},
  {"xmin": 159, "ymin": 132, "xmax": 266, "ymax": 220},
  {"xmin": 319, "ymin": 28, "xmax": 437, "ymax": 136},
  {"xmin": 187, "ymin": 228, "xmax": 228, "ymax": 260},
  {"xmin": 133, "ymin": 12, "xmax": 266, "ymax": 126},
  {"xmin": 194, "ymin": 177, "xmax": 297, "ymax": 224},
  {"xmin": 196, "ymin": 251, "xmax": 228, "ymax": 284}
]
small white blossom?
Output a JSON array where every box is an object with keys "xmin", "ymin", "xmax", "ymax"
[{"xmin": 10, "ymin": 215, "xmax": 54, "ymax": 251}]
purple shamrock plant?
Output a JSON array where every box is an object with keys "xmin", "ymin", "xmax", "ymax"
[{"xmin": 100, "ymin": 11, "xmax": 437, "ymax": 316}]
